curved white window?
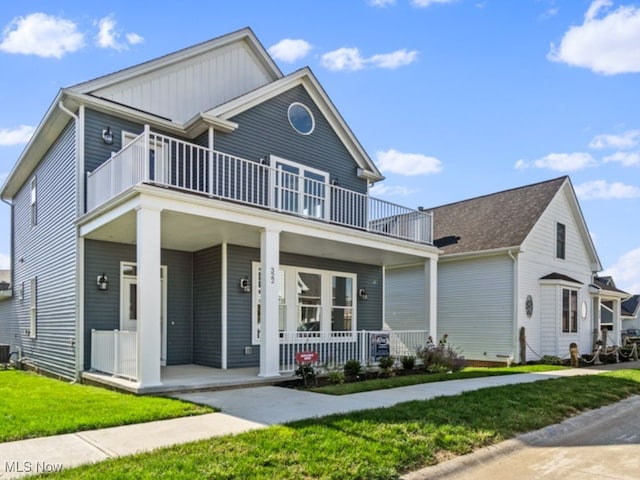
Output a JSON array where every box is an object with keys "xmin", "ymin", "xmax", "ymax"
[{"xmin": 288, "ymin": 102, "xmax": 315, "ymax": 135}]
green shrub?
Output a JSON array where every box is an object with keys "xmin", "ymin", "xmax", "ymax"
[
  {"xmin": 344, "ymin": 359, "xmax": 362, "ymax": 377},
  {"xmin": 295, "ymin": 363, "xmax": 317, "ymax": 386},
  {"xmin": 540, "ymin": 355, "xmax": 563, "ymax": 365},
  {"xmin": 377, "ymin": 356, "xmax": 395, "ymax": 370},
  {"xmin": 417, "ymin": 342, "xmax": 465, "ymax": 373},
  {"xmin": 326, "ymin": 367, "xmax": 346, "ymax": 385},
  {"xmin": 400, "ymin": 355, "xmax": 416, "ymax": 371}
]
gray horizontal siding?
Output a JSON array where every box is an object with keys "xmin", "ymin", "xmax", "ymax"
[
  {"xmin": 9, "ymin": 121, "xmax": 77, "ymax": 379},
  {"xmin": 226, "ymin": 245, "xmax": 382, "ymax": 368},
  {"xmin": 215, "ymin": 85, "xmax": 368, "ymax": 194},
  {"xmin": 83, "ymin": 240, "xmax": 193, "ymax": 369},
  {"xmin": 385, "ymin": 266, "xmax": 427, "ymax": 331}
]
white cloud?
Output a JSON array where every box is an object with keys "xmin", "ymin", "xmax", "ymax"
[
  {"xmin": 321, "ymin": 47, "xmax": 366, "ymax": 71},
  {"xmin": 548, "ymin": 0, "xmax": 640, "ymax": 75},
  {"xmin": 368, "ymin": 0, "xmax": 396, "ymax": 7},
  {"xmin": 574, "ymin": 180, "xmax": 640, "ymax": 200},
  {"xmin": 268, "ymin": 38, "xmax": 312, "ymax": 63},
  {"xmin": 95, "ymin": 15, "xmax": 143, "ymax": 51},
  {"xmin": 604, "ymin": 151, "xmax": 640, "ymax": 167},
  {"xmin": 411, "ymin": 0, "xmax": 458, "ymax": 7},
  {"xmin": 369, "ymin": 49, "xmax": 419, "ymax": 69},
  {"xmin": 321, "ymin": 47, "xmax": 418, "ymax": 71},
  {"xmin": 602, "ymin": 247, "xmax": 640, "ymax": 294},
  {"xmin": 589, "ymin": 130, "xmax": 640, "ymax": 149},
  {"xmin": 369, "ymin": 184, "xmax": 415, "ymax": 196},
  {"xmin": 0, "ymin": 12, "xmax": 84, "ymax": 58},
  {"xmin": 376, "ymin": 149, "xmax": 443, "ymax": 176},
  {"xmin": 0, "ymin": 253, "xmax": 9, "ymax": 270},
  {"xmin": 515, "ymin": 152, "xmax": 596, "ymax": 172},
  {"xmin": 126, "ymin": 32, "xmax": 144, "ymax": 45},
  {"xmin": 0, "ymin": 125, "xmax": 35, "ymax": 146}
]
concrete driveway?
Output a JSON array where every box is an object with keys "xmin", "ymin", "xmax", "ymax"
[{"xmin": 405, "ymin": 394, "xmax": 640, "ymax": 480}]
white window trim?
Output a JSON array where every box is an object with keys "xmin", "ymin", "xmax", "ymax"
[
  {"xmin": 270, "ymin": 155, "xmax": 330, "ymax": 220},
  {"xmin": 29, "ymin": 277, "xmax": 37, "ymax": 338},
  {"xmin": 561, "ymin": 287, "xmax": 578, "ymax": 334},
  {"xmin": 287, "ymin": 102, "xmax": 315, "ymax": 135},
  {"xmin": 251, "ymin": 262, "xmax": 357, "ymax": 345}
]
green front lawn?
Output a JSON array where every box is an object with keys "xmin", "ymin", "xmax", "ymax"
[
  {"xmin": 310, "ymin": 364, "xmax": 567, "ymax": 395},
  {"xmin": 45, "ymin": 369, "xmax": 640, "ymax": 480},
  {"xmin": 0, "ymin": 370, "xmax": 212, "ymax": 442}
]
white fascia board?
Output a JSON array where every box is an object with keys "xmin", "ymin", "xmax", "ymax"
[
  {"xmin": 128, "ymin": 185, "xmax": 439, "ymax": 259},
  {"xmin": 1, "ymin": 90, "xmax": 68, "ymax": 200},
  {"xmin": 184, "ymin": 113, "xmax": 238, "ymax": 135},
  {"xmin": 70, "ymin": 28, "xmax": 281, "ymax": 95},
  {"xmin": 208, "ymin": 68, "xmax": 384, "ymax": 182},
  {"xmin": 439, "ymin": 246, "xmax": 522, "ymax": 263},
  {"xmin": 562, "ymin": 180, "xmax": 603, "ymax": 272}
]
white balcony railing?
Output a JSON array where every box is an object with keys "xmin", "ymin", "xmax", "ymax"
[
  {"xmin": 86, "ymin": 128, "xmax": 433, "ymax": 244},
  {"xmin": 279, "ymin": 329, "xmax": 430, "ymax": 373},
  {"xmin": 91, "ymin": 329, "xmax": 138, "ymax": 381}
]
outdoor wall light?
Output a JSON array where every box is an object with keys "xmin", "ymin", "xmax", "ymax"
[
  {"xmin": 358, "ymin": 288, "xmax": 368, "ymax": 300},
  {"xmin": 102, "ymin": 127, "xmax": 114, "ymax": 145},
  {"xmin": 240, "ymin": 277, "xmax": 251, "ymax": 293},
  {"xmin": 97, "ymin": 273, "xmax": 109, "ymax": 291}
]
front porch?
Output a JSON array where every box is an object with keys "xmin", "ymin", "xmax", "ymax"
[
  {"xmin": 87, "ymin": 329, "xmax": 431, "ymax": 393},
  {"xmin": 82, "ymin": 364, "xmax": 285, "ymax": 395}
]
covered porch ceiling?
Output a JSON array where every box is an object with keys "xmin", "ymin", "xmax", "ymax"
[{"xmin": 79, "ymin": 186, "xmax": 438, "ymax": 267}]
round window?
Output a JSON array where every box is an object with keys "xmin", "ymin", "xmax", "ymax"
[{"xmin": 288, "ymin": 103, "xmax": 314, "ymax": 135}]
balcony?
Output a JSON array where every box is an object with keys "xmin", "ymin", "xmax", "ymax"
[{"xmin": 86, "ymin": 128, "xmax": 432, "ymax": 245}]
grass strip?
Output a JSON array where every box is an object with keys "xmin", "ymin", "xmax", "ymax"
[
  {"xmin": 44, "ymin": 369, "xmax": 640, "ymax": 480},
  {"xmin": 0, "ymin": 370, "xmax": 212, "ymax": 442},
  {"xmin": 310, "ymin": 364, "xmax": 567, "ymax": 395}
]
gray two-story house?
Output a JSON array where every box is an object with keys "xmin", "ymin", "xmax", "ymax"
[{"xmin": 0, "ymin": 28, "xmax": 439, "ymax": 392}]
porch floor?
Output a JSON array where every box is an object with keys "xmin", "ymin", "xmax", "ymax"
[{"xmin": 82, "ymin": 364, "xmax": 296, "ymax": 395}]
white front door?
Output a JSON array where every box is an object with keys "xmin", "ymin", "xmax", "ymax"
[{"xmin": 120, "ymin": 263, "xmax": 168, "ymax": 366}]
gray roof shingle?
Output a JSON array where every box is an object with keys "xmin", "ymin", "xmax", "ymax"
[{"xmin": 428, "ymin": 176, "xmax": 567, "ymax": 255}]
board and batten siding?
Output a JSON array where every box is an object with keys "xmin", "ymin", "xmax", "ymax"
[
  {"xmin": 92, "ymin": 41, "xmax": 272, "ymax": 124},
  {"xmin": 4, "ymin": 121, "xmax": 78, "ymax": 379},
  {"xmin": 193, "ymin": 246, "xmax": 222, "ymax": 367},
  {"xmin": 438, "ymin": 255, "xmax": 514, "ymax": 361},
  {"xmin": 384, "ymin": 265, "xmax": 428, "ymax": 332},
  {"xmin": 226, "ymin": 245, "xmax": 383, "ymax": 368},
  {"xmin": 215, "ymin": 85, "xmax": 368, "ymax": 194},
  {"xmin": 518, "ymin": 185, "xmax": 595, "ymax": 357},
  {"xmin": 84, "ymin": 240, "xmax": 193, "ymax": 369}
]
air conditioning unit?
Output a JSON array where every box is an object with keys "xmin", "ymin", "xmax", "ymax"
[{"xmin": 0, "ymin": 344, "xmax": 10, "ymax": 365}]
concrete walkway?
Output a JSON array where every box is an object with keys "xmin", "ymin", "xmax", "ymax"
[{"xmin": 1, "ymin": 363, "xmax": 637, "ymax": 478}]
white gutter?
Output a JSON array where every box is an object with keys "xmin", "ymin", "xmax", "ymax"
[
  {"xmin": 57, "ymin": 101, "xmax": 85, "ymax": 381},
  {"xmin": 508, "ymin": 249, "xmax": 518, "ymax": 364}
]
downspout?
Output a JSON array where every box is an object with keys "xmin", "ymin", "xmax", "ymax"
[
  {"xmin": 57, "ymin": 101, "xmax": 84, "ymax": 381},
  {"xmin": 508, "ymin": 249, "xmax": 518, "ymax": 364}
]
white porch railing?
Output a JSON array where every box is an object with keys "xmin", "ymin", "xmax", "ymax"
[
  {"xmin": 91, "ymin": 329, "xmax": 138, "ymax": 381},
  {"xmin": 86, "ymin": 129, "xmax": 433, "ymax": 245},
  {"xmin": 279, "ymin": 330, "xmax": 430, "ymax": 373}
]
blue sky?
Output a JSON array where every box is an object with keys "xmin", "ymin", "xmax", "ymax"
[{"xmin": 0, "ymin": 0, "xmax": 639, "ymax": 292}]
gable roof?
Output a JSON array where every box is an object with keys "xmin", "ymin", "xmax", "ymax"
[
  {"xmin": 1, "ymin": 28, "xmax": 382, "ymax": 199},
  {"xmin": 207, "ymin": 67, "xmax": 383, "ymax": 182},
  {"xmin": 622, "ymin": 295, "xmax": 640, "ymax": 317},
  {"xmin": 592, "ymin": 276, "xmax": 630, "ymax": 299},
  {"xmin": 428, "ymin": 176, "xmax": 567, "ymax": 256}
]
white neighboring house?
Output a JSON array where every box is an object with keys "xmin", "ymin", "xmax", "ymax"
[
  {"xmin": 387, "ymin": 176, "xmax": 627, "ymax": 364},
  {"xmin": 0, "ymin": 270, "xmax": 10, "ymax": 298}
]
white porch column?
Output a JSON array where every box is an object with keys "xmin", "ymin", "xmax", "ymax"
[
  {"xmin": 259, "ymin": 227, "xmax": 281, "ymax": 377},
  {"xmin": 424, "ymin": 257, "xmax": 438, "ymax": 339},
  {"xmin": 136, "ymin": 206, "xmax": 162, "ymax": 387}
]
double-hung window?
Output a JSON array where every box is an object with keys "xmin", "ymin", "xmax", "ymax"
[{"xmin": 561, "ymin": 288, "xmax": 577, "ymax": 333}]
